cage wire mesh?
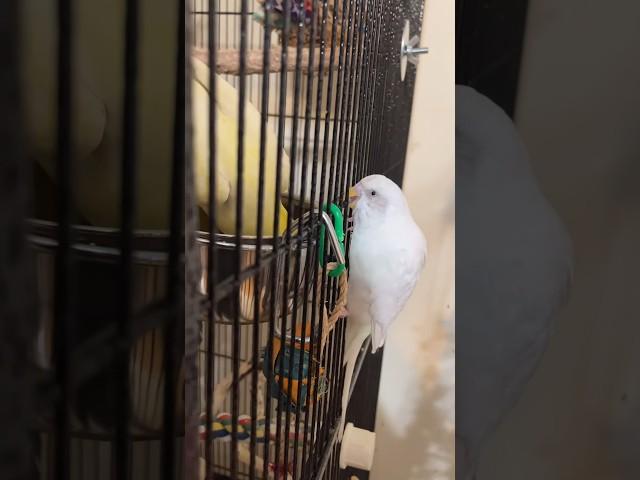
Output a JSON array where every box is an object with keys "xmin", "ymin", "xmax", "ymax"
[
  {"xmin": 25, "ymin": 1, "xmax": 187, "ymax": 480},
  {"xmin": 19, "ymin": 0, "xmax": 403, "ymax": 477},
  {"xmin": 192, "ymin": 0, "xmax": 387, "ymax": 479}
]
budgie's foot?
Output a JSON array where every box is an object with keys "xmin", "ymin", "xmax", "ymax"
[{"xmin": 334, "ymin": 305, "xmax": 349, "ymax": 318}]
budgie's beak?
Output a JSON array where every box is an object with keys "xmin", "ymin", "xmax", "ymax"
[{"xmin": 348, "ymin": 185, "xmax": 360, "ymax": 208}]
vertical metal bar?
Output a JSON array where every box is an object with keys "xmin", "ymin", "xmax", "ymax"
[
  {"xmin": 117, "ymin": 0, "xmax": 140, "ymax": 477},
  {"xmin": 333, "ymin": 0, "xmax": 358, "ymax": 210},
  {"xmin": 215, "ymin": 4, "xmax": 226, "ymax": 477},
  {"xmin": 275, "ymin": 190, "xmax": 292, "ymax": 475},
  {"xmin": 319, "ymin": 332, "xmax": 336, "ymax": 472},
  {"xmin": 0, "ymin": 3, "xmax": 39, "ymax": 477},
  {"xmin": 299, "ymin": 0, "xmax": 330, "ymax": 472},
  {"xmin": 273, "ymin": 0, "xmax": 292, "ymax": 472},
  {"xmin": 362, "ymin": 0, "xmax": 383, "ymax": 177},
  {"xmin": 319, "ymin": 323, "xmax": 339, "ymax": 468},
  {"xmin": 355, "ymin": 0, "xmax": 381, "ymax": 183},
  {"xmin": 291, "ymin": 0, "xmax": 319, "ymax": 476},
  {"xmin": 54, "ymin": 0, "xmax": 73, "ymax": 478},
  {"xmin": 311, "ymin": 340, "xmax": 332, "ymax": 477},
  {"xmin": 368, "ymin": 0, "xmax": 389, "ymax": 176},
  {"xmin": 334, "ymin": 12, "xmax": 363, "ymax": 394},
  {"xmin": 205, "ymin": 0, "xmax": 218, "ymax": 477},
  {"xmin": 325, "ymin": 0, "xmax": 352, "ymax": 320},
  {"xmin": 336, "ymin": 321, "xmax": 348, "ymax": 425},
  {"xmin": 222, "ymin": 5, "xmax": 232, "ymax": 467},
  {"xmin": 369, "ymin": 0, "xmax": 385, "ymax": 176},
  {"xmin": 261, "ymin": 6, "xmax": 279, "ymax": 476},
  {"xmin": 281, "ymin": 0, "xmax": 308, "ymax": 474},
  {"xmin": 249, "ymin": 0, "xmax": 272, "ymax": 477},
  {"xmin": 262, "ymin": 1, "xmax": 284, "ymax": 474},
  {"xmin": 364, "ymin": 0, "xmax": 380, "ymax": 176},
  {"xmin": 193, "ymin": 0, "xmax": 197, "ymax": 48},
  {"xmin": 342, "ymin": 0, "xmax": 367, "ymax": 203},
  {"xmin": 308, "ymin": 0, "xmax": 345, "ymax": 469},
  {"xmin": 351, "ymin": 0, "xmax": 371, "ymax": 186},
  {"xmin": 332, "ymin": 441, "xmax": 341, "ymax": 478},
  {"xmin": 327, "ymin": 0, "xmax": 352, "ymax": 205},
  {"xmin": 340, "ymin": 1, "xmax": 369, "ymax": 357},
  {"xmin": 326, "ymin": 444, "xmax": 334, "ymax": 480},
  {"xmin": 325, "ymin": 0, "xmax": 356, "ymax": 447},
  {"xmin": 231, "ymin": 0, "xmax": 248, "ymax": 476},
  {"xmin": 163, "ymin": 1, "xmax": 186, "ymax": 479},
  {"xmin": 331, "ymin": 0, "xmax": 380, "ymax": 438},
  {"xmin": 329, "ymin": 315, "xmax": 346, "ymax": 443}
]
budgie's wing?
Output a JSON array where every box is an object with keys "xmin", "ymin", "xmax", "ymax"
[
  {"xmin": 337, "ymin": 234, "xmax": 424, "ymax": 442},
  {"xmin": 369, "ymin": 244, "xmax": 425, "ymax": 351}
]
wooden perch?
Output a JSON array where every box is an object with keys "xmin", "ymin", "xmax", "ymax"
[{"xmin": 192, "ymin": 47, "xmax": 336, "ymax": 75}]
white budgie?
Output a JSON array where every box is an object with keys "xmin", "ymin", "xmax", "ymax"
[
  {"xmin": 456, "ymin": 85, "xmax": 573, "ymax": 479},
  {"xmin": 338, "ymin": 174, "xmax": 427, "ymax": 440}
]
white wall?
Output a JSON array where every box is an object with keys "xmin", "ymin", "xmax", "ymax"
[
  {"xmin": 371, "ymin": 0, "xmax": 455, "ymax": 479},
  {"xmin": 478, "ymin": 1, "xmax": 640, "ymax": 478}
]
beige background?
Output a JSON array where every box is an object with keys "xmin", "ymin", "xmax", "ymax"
[
  {"xmin": 371, "ymin": 0, "xmax": 455, "ymax": 479},
  {"xmin": 478, "ymin": 0, "xmax": 640, "ymax": 478}
]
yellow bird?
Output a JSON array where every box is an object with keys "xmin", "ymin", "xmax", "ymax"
[{"xmin": 191, "ymin": 56, "xmax": 289, "ymax": 237}]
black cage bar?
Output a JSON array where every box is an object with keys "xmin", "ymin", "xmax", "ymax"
[{"xmin": 20, "ymin": 0, "xmax": 187, "ymax": 478}]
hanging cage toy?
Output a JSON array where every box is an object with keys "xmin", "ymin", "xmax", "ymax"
[
  {"xmin": 262, "ymin": 318, "xmax": 329, "ymax": 412},
  {"xmin": 261, "ymin": 203, "xmax": 347, "ymax": 411},
  {"xmin": 253, "ymin": 0, "xmax": 343, "ymax": 47}
]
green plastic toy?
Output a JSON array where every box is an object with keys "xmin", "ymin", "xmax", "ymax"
[{"xmin": 318, "ymin": 203, "xmax": 346, "ymax": 277}]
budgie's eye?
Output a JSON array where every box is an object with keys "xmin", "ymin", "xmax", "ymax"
[{"xmin": 370, "ymin": 190, "xmax": 377, "ymax": 196}]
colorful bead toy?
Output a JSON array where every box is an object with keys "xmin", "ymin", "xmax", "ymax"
[{"xmin": 199, "ymin": 412, "xmax": 305, "ymax": 443}]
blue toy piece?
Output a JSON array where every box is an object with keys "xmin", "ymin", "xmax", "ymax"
[{"xmin": 262, "ymin": 322, "xmax": 327, "ymax": 412}]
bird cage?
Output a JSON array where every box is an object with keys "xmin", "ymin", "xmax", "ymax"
[
  {"xmin": 6, "ymin": 0, "xmax": 426, "ymax": 479},
  {"xmin": 191, "ymin": 1, "xmax": 426, "ymax": 479}
]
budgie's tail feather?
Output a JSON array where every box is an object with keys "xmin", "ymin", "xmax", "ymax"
[
  {"xmin": 337, "ymin": 320, "xmax": 369, "ymax": 442},
  {"xmin": 371, "ymin": 322, "xmax": 386, "ymax": 353}
]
